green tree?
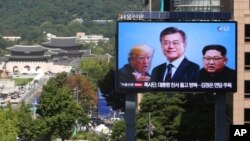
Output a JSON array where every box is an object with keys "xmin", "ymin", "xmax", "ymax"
[
  {"xmin": 16, "ymin": 102, "xmax": 33, "ymax": 140},
  {"xmin": 111, "ymin": 120, "xmax": 125, "ymax": 141},
  {"xmin": 80, "ymin": 57, "xmax": 113, "ymax": 89},
  {"xmin": 0, "ymin": 0, "xmax": 143, "ymax": 37},
  {"xmin": 137, "ymin": 93, "xmax": 185, "ymax": 140},
  {"xmin": 177, "ymin": 93, "xmax": 215, "ymax": 141},
  {"xmin": 37, "ymin": 73, "xmax": 87, "ymax": 140},
  {"xmin": 0, "ymin": 108, "xmax": 19, "ymax": 140},
  {"xmin": 64, "ymin": 73, "xmax": 97, "ymax": 117}
]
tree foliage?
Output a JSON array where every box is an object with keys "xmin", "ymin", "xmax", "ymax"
[
  {"xmin": 0, "ymin": 108, "xmax": 19, "ymax": 141},
  {"xmin": 137, "ymin": 93, "xmax": 185, "ymax": 140},
  {"xmin": 80, "ymin": 57, "xmax": 114, "ymax": 89},
  {"xmin": 16, "ymin": 102, "xmax": 33, "ymax": 140},
  {"xmin": 177, "ymin": 93, "xmax": 215, "ymax": 141},
  {"xmin": 65, "ymin": 73, "xmax": 98, "ymax": 114},
  {"xmin": 110, "ymin": 120, "xmax": 125, "ymax": 141},
  {"xmin": 136, "ymin": 93, "xmax": 215, "ymax": 140},
  {"xmin": 0, "ymin": 0, "xmax": 143, "ymax": 38},
  {"xmin": 37, "ymin": 72, "xmax": 88, "ymax": 140}
]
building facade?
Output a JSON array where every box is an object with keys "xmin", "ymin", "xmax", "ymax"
[
  {"xmin": 4, "ymin": 45, "xmax": 72, "ymax": 75},
  {"xmin": 145, "ymin": 0, "xmax": 232, "ymax": 12},
  {"xmin": 233, "ymin": 0, "xmax": 250, "ymax": 125},
  {"xmin": 76, "ymin": 32, "xmax": 109, "ymax": 45},
  {"xmin": 143, "ymin": 0, "xmax": 250, "ymax": 125},
  {"xmin": 0, "ymin": 37, "xmax": 92, "ymax": 75}
]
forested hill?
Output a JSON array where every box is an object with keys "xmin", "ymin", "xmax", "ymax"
[{"xmin": 0, "ymin": 0, "xmax": 142, "ymax": 36}]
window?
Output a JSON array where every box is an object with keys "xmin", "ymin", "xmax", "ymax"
[
  {"xmin": 245, "ymin": 24, "xmax": 250, "ymax": 42},
  {"xmin": 245, "ymin": 81, "xmax": 250, "ymax": 98},
  {"xmin": 245, "ymin": 109, "xmax": 250, "ymax": 124},
  {"xmin": 245, "ymin": 53, "xmax": 250, "ymax": 70}
]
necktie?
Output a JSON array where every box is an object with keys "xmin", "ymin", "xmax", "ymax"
[{"xmin": 165, "ymin": 64, "xmax": 173, "ymax": 81}]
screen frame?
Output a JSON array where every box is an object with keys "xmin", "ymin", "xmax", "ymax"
[{"xmin": 116, "ymin": 20, "xmax": 237, "ymax": 93}]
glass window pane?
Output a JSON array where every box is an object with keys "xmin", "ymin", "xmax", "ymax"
[
  {"xmin": 245, "ymin": 24, "xmax": 250, "ymax": 42},
  {"xmin": 245, "ymin": 53, "xmax": 250, "ymax": 70},
  {"xmin": 245, "ymin": 109, "xmax": 250, "ymax": 121}
]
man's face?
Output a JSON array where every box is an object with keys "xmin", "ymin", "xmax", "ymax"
[
  {"xmin": 161, "ymin": 33, "xmax": 185, "ymax": 62},
  {"xmin": 203, "ymin": 49, "xmax": 227, "ymax": 73},
  {"xmin": 130, "ymin": 52, "xmax": 152, "ymax": 74}
]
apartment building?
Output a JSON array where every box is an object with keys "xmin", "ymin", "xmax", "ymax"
[{"xmin": 234, "ymin": 0, "xmax": 250, "ymax": 125}]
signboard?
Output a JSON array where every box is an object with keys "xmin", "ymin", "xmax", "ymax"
[
  {"xmin": 33, "ymin": 97, "xmax": 38, "ymax": 105},
  {"xmin": 116, "ymin": 21, "xmax": 237, "ymax": 92}
]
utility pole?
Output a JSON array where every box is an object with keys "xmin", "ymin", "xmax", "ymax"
[
  {"xmin": 74, "ymin": 86, "xmax": 79, "ymax": 104},
  {"xmin": 149, "ymin": 0, "xmax": 152, "ymax": 12},
  {"xmin": 147, "ymin": 113, "xmax": 155, "ymax": 141},
  {"xmin": 148, "ymin": 113, "xmax": 151, "ymax": 141}
]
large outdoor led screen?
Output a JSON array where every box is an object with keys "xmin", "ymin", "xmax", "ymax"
[{"xmin": 116, "ymin": 21, "xmax": 237, "ymax": 92}]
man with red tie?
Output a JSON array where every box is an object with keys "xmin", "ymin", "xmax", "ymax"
[{"xmin": 118, "ymin": 44, "xmax": 154, "ymax": 83}]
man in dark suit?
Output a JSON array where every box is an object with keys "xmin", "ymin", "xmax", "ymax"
[
  {"xmin": 199, "ymin": 44, "xmax": 236, "ymax": 83},
  {"xmin": 118, "ymin": 44, "xmax": 154, "ymax": 83},
  {"xmin": 151, "ymin": 27, "xmax": 199, "ymax": 82}
]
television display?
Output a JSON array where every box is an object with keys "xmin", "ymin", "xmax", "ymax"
[{"xmin": 116, "ymin": 21, "xmax": 237, "ymax": 92}]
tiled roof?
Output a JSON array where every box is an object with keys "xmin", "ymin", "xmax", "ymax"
[
  {"xmin": 0, "ymin": 57, "xmax": 8, "ymax": 62},
  {"xmin": 7, "ymin": 56, "xmax": 49, "ymax": 59},
  {"xmin": 42, "ymin": 37, "xmax": 82, "ymax": 48},
  {"xmin": 7, "ymin": 45, "xmax": 48, "ymax": 52}
]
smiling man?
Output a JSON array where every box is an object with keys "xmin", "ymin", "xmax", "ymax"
[
  {"xmin": 150, "ymin": 27, "xmax": 199, "ymax": 82},
  {"xmin": 199, "ymin": 44, "xmax": 235, "ymax": 82}
]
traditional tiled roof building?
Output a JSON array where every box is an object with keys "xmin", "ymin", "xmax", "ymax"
[
  {"xmin": 0, "ymin": 36, "xmax": 93, "ymax": 75},
  {"xmin": 6, "ymin": 45, "xmax": 49, "ymax": 61},
  {"xmin": 42, "ymin": 37, "xmax": 84, "ymax": 58}
]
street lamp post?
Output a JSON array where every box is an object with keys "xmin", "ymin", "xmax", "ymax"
[
  {"xmin": 73, "ymin": 85, "xmax": 80, "ymax": 135},
  {"xmin": 0, "ymin": 85, "xmax": 4, "ymax": 107},
  {"xmin": 74, "ymin": 86, "xmax": 79, "ymax": 104}
]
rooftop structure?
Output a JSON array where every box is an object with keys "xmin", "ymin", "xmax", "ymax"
[
  {"xmin": 6, "ymin": 45, "xmax": 49, "ymax": 61},
  {"xmin": 76, "ymin": 32, "xmax": 109, "ymax": 44},
  {"xmin": 2, "ymin": 36, "xmax": 21, "ymax": 41},
  {"xmin": 42, "ymin": 37, "xmax": 84, "ymax": 58}
]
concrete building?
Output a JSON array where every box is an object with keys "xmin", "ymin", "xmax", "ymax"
[
  {"xmin": 2, "ymin": 36, "xmax": 21, "ymax": 41},
  {"xmin": 233, "ymin": 0, "xmax": 250, "ymax": 125},
  {"xmin": 143, "ymin": 0, "xmax": 250, "ymax": 126},
  {"xmin": 76, "ymin": 32, "xmax": 109, "ymax": 45},
  {"xmin": 4, "ymin": 45, "xmax": 72, "ymax": 75}
]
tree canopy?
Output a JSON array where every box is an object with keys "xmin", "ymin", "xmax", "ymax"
[
  {"xmin": 0, "ymin": 0, "xmax": 143, "ymax": 39},
  {"xmin": 37, "ymin": 72, "xmax": 89, "ymax": 140}
]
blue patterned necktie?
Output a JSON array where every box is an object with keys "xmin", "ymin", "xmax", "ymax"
[{"xmin": 165, "ymin": 64, "xmax": 173, "ymax": 81}]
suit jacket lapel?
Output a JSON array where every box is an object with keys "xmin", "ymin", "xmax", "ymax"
[{"xmin": 172, "ymin": 58, "xmax": 189, "ymax": 81}]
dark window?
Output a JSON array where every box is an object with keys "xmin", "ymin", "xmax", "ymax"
[
  {"xmin": 245, "ymin": 53, "xmax": 250, "ymax": 70},
  {"xmin": 164, "ymin": 0, "xmax": 171, "ymax": 11},
  {"xmin": 245, "ymin": 24, "xmax": 250, "ymax": 42},
  {"xmin": 245, "ymin": 81, "xmax": 250, "ymax": 98},
  {"xmin": 245, "ymin": 109, "xmax": 250, "ymax": 123}
]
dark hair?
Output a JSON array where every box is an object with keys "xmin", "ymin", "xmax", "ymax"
[
  {"xmin": 202, "ymin": 44, "xmax": 227, "ymax": 56},
  {"xmin": 160, "ymin": 27, "xmax": 186, "ymax": 43}
]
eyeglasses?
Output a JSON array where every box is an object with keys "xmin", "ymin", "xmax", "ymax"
[
  {"xmin": 162, "ymin": 40, "xmax": 182, "ymax": 47},
  {"xmin": 203, "ymin": 57, "xmax": 224, "ymax": 62}
]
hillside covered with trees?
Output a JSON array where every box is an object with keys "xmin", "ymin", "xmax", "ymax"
[{"xmin": 0, "ymin": 0, "xmax": 143, "ymax": 44}]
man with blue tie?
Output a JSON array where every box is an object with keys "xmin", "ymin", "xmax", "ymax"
[{"xmin": 151, "ymin": 27, "xmax": 199, "ymax": 82}]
